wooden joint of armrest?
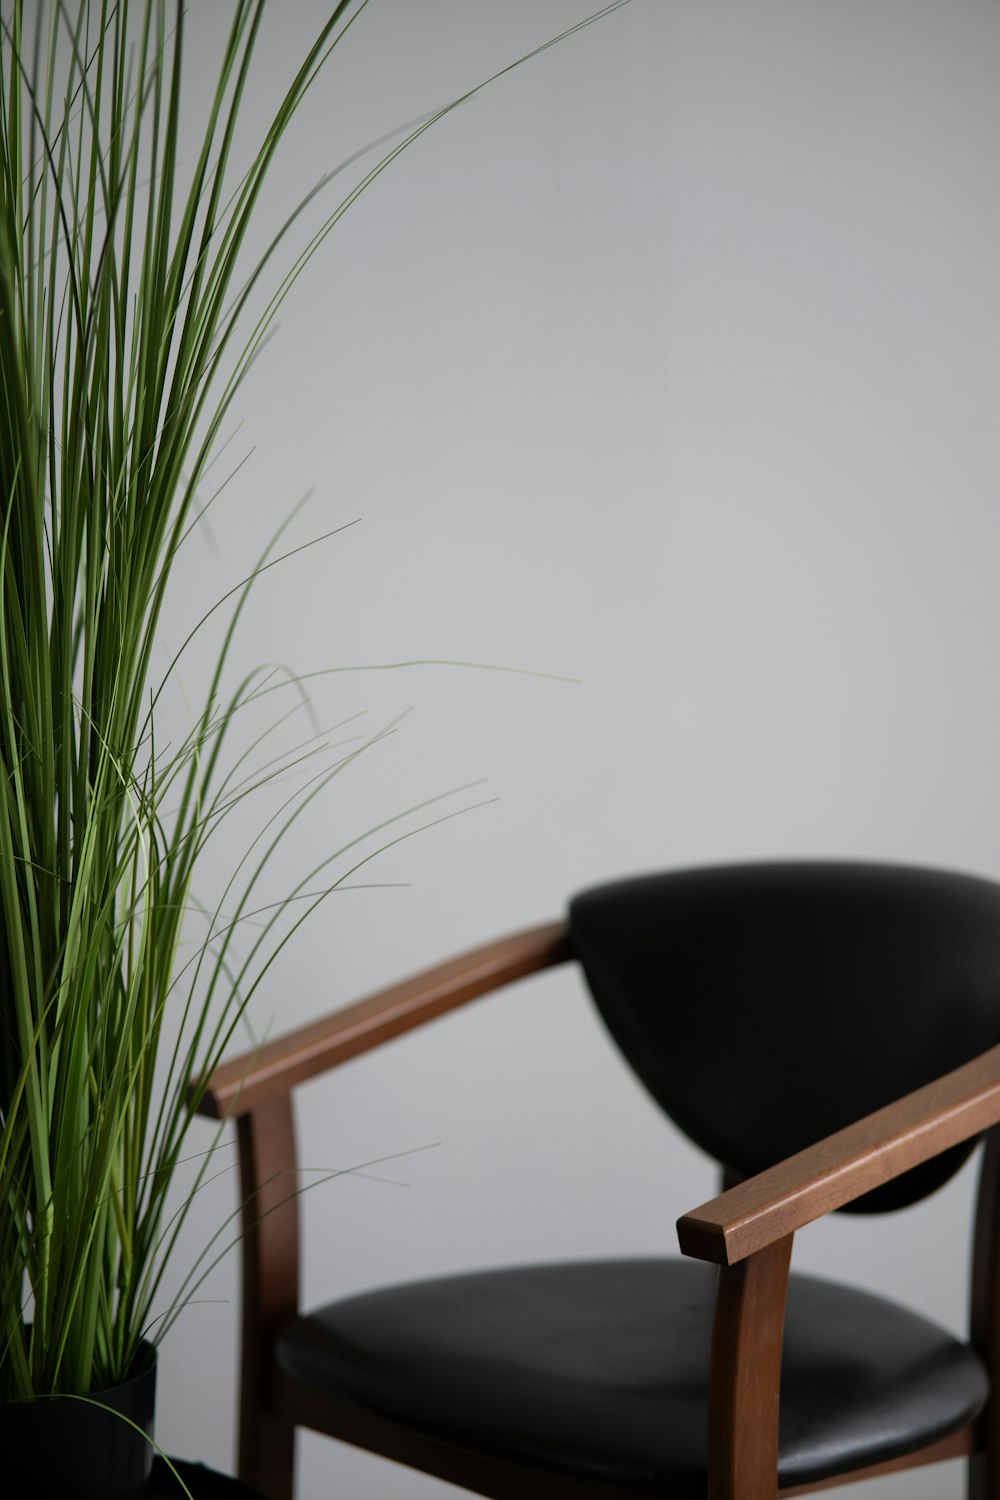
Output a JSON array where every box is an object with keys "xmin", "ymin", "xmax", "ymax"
[
  {"xmin": 678, "ymin": 1040, "xmax": 1000, "ymax": 1266},
  {"xmin": 193, "ymin": 919, "xmax": 574, "ymax": 1120}
]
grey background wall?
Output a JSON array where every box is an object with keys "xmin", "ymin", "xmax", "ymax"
[{"xmin": 155, "ymin": 2, "xmax": 1000, "ymax": 1495}]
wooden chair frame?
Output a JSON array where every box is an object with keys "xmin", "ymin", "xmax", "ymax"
[{"xmin": 195, "ymin": 921, "xmax": 1000, "ymax": 1500}]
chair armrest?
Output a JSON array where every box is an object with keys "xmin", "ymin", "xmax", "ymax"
[
  {"xmin": 195, "ymin": 919, "xmax": 574, "ymax": 1120},
  {"xmin": 677, "ymin": 1040, "xmax": 1000, "ymax": 1266}
]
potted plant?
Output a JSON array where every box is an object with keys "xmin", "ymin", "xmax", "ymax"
[{"xmin": 0, "ymin": 0, "xmax": 626, "ymax": 1493}]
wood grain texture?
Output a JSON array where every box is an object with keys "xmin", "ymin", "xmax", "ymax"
[
  {"xmin": 708, "ymin": 1236, "xmax": 792, "ymax": 1500},
  {"xmin": 677, "ymin": 1042, "xmax": 1000, "ymax": 1266},
  {"xmin": 200, "ymin": 903, "xmax": 992, "ymax": 1497},
  {"xmin": 236, "ymin": 1098, "xmax": 300, "ymax": 1500},
  {"xmin": 196, "ymin": 920, "xmax": 574, "ymax": 1119},
  {"xmin": 270, "ymin": 1367, "xmax": 975, "ymax": 1500},
  {"xmin": 277, "ymin": 1366, "xmax": 971, "ymax": 1500},
  {"xmin": 274, "ymin": 1369, "xmax": 653, "ymax": 1500}
]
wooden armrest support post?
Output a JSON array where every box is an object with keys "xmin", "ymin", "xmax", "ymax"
[
  {"xmin": 678, "ymin": 1041, "xmax": 1000, "ymax": 1266},
  {"xmin": 709, "ymin": 1236, "xmax": 793, "ymax": 1500},
  {"xmin": 195, "ymin": 920, "xmax": 574, "ymax": 1120}
]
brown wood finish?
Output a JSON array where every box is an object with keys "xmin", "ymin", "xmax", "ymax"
[
  {"xmin": 678, "ymin": 1042, "xmax": 1000, "ymax": 1266},
  {"xmin": 196, "ymin": 921, "xmax": 573, "ymax": 1120},
  {"xmin": 191, "ymin": 919, "xmax": 999, "ymax": 1500},
  {"xmin": 708, "ymin": 1236, "xmax": 793, "ymax": 1500},
  {"xmin": 970, "ymin": 1128, "xmax": 1000, "ymax": 1500},
  {"xmin": 274, "ymin": 1362, "xmax": 972, "ymax": 1500},
  {"xmin": 237, "ymin": 1097, "xmax": 300, "ymax": 1500},
  {"xmin": 274, "ymin": 1369, "xmax": 650, "ymax": 1500}
]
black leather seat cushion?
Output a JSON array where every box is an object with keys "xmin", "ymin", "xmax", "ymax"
[{"xmin": 276, "ymin": 1258, "xmax": 988, "ymax": 1495}]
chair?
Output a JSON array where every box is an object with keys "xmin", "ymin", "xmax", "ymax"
[{"xmin": 195, "ymin": 860, "xmax": 1000, "ymax": 1500}]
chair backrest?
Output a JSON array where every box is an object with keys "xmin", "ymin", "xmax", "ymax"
[{"xmin": 570, "ymin": 861, "xmax": 1000, "ymax": 1212}]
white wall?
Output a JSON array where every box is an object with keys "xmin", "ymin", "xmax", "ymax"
[{"xmin": 156, "ymin": 3, "xmax": 1000, "ymax": 1495}]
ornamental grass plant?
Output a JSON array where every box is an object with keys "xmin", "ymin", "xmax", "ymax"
[{"xmin": 0, "ymin": 0, "xmax": 626, "ymax": 1411}]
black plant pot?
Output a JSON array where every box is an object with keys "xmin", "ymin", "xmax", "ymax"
[{"xmin": 0, "ymin": 1345, "xmax": 157, "ymax": 1499}]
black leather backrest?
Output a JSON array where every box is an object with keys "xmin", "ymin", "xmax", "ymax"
[{"xmin": 570, "ymin": 862, "xmax": 1000, "ymax": 1212}]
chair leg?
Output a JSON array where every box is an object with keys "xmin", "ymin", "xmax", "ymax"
[
  {"xmin": 235, "ymin": 1100, "xmax": 301, "ymax": 1500},
  {"xmin": 970, "ymin": 1451, "xmax": 991, "ymax": 1500},
  {"xmin": 971, "ymin": 1132, "xmax": 1000, "ymax": 1500},
  {"xmin": 708, "ymin": 1236, "xmax": 792, "ymax": 1500},
  {"xmin": 239, "ymin": 1408, "xmax": 295, "ymax": 1500}
]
